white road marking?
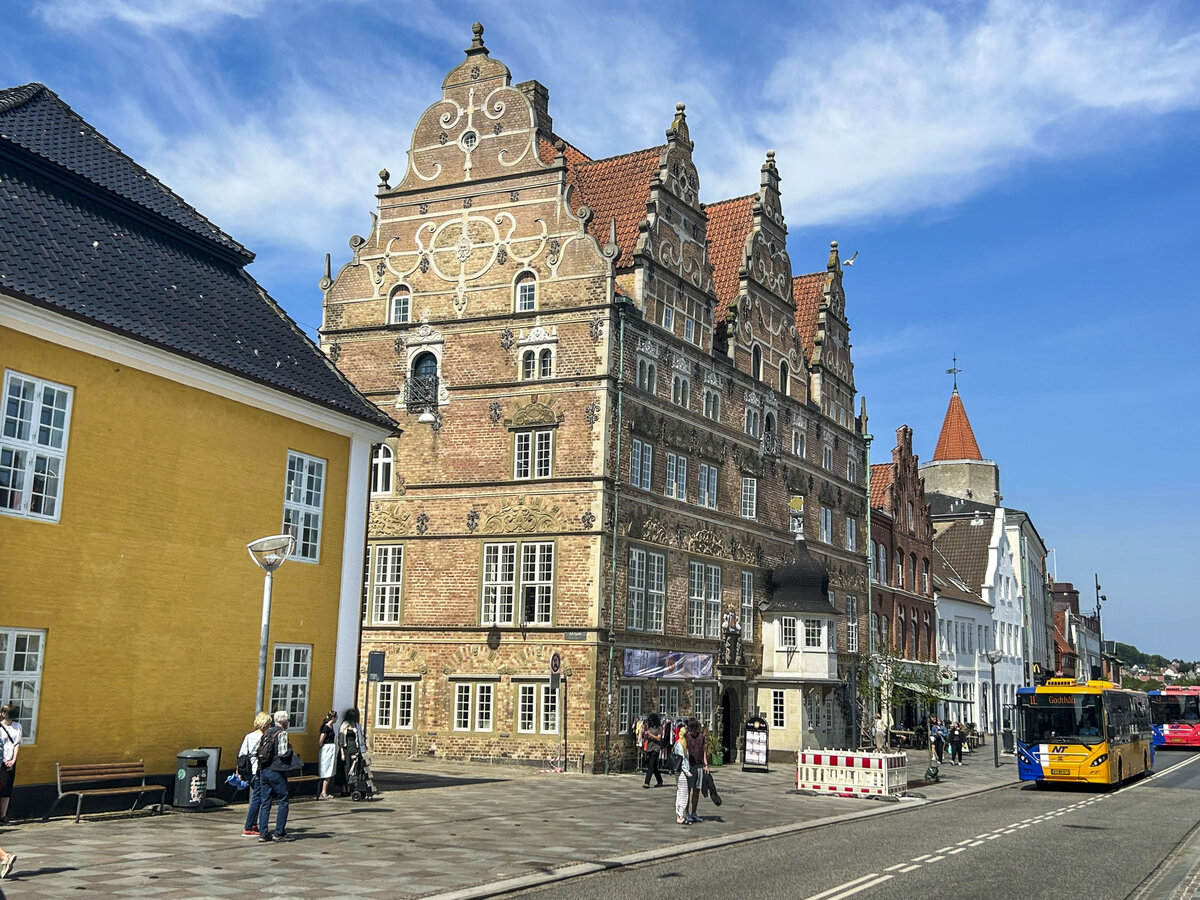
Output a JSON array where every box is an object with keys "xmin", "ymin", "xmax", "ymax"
[
  {"xmin": 926, "ymin": 856, "xmax": 945, "ymax": 863},
  {"xmin": 899, "ymin": 865, "xmax": 921, "ymax": 873},
  {"xmin": 968, "ymin": 840, "xmax": 985, "ymax": 846},
  {"xmin": 911, "ymin": 854, "xmax": 932, "ymax": 862},
  {"xmin": 884, "ymin": 863, "xmax": 907, "ymax": 871},
  {"xmin": 956, "ymin": 839, "xmax": 974, "ymax": 846},
  {"xmin": 936, "ymin": 847, "xmax": 955, "ymax": 854},
  {"xmin": 804, "ymin": 874, "xmax": 894, "ymax": 900},
  {"xmin": 802, "ymin": 873, "xmax": 884, "ymax": 900},
  {"xmin": 947, "ymin": 848, "xmax": 966, "ymax": 855},
  {"xmin": 986, "ymin": 834, "xmax": 1001, "ymax": 840}
]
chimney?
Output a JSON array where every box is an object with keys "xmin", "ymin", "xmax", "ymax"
[{"xmin": 516, "ymin": 80, "xmax": 552, "ymax": 138}]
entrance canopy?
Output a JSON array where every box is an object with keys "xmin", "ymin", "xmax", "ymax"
[{"xmin": 895, "ymin": 681, "xmax": 975, "ymax": 704}]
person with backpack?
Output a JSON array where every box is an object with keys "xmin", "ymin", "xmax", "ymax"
[
  {"xmin": 257, "ymin": 710, "xmax": 298, "ymax": 842},
  {"xmin": 237, "ymin": 711, "xmax": 271, "ymax": 836},
  {"xmin": 641, "ymin": 713, "xmax": 665, "ymax": 788}
]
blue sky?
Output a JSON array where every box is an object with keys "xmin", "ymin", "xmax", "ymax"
[{"xmin": 6, "ymin": 1, "xmax": 1199, "ymax": 658}]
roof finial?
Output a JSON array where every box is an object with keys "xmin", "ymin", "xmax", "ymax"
[
  {"xmin": 827, "ymin": 240, "xmax": 841, "ymax": 271},
  {"xmin": 470, "ymin": 21, "xmax": 485, "ymax": 49},
  {"xmin": 946, "ymin": 353, "xmax": 963, "ymax": 392}
]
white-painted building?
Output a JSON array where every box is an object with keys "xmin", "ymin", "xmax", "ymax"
[{"xmin": 932, "ymin": 547, "xmax": 990, "ymax": 729}]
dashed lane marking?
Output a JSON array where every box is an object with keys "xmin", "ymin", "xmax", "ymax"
[
  {"xmin": 899, "ymin": 865, "xmax": 921, "ymax": 873},
  {"xmin": 802, "ymin": 873, "xmax": 894, "ymax": 900}
]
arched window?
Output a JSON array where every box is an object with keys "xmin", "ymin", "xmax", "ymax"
[
  {"xmin": 637, "ymin": 359, "xmax": 657, "ymax": 393},
  {"xmin": 895, "ymin": 547, "xmax": 905, "ymax": 588},
  {"xmin": 515, "ymin": 271, "xmax": 537, "ymax": 312},
  {"xmin": 897, "ymin": 615, "xmax": 906, "ymax": 658},
  {"xmin": 878, "ymin": 545, "xmax": 888, "ymax": 586},
  {"xmin": 522, "ymin": 350, "xmax": 536, "ymax": 380},
  {"xmin": 408, "ymin": 351, "xmax": 439, "ymax": 412},
  {"xmin": 922, "ymin": 559, "xmax": 930, "ymax": 594},
  {"xmin": 764, "ymin": 411, "xmax": 776, "ymax": 438},
  {"xmin": 751, "ymin": 345, "xmax": 762, "ymax": 380},
  {"xmin": 780, "ymin": 360, "xmax": 790, "ymax": 396},
  {"xmin": 703, "ymin": 389, "xmax": 720, "ymax": 420},
  {"xmin": 910, "ymin": 554, "xmax": 918, "ymax": 592},
  {"xmin": 539, "ymin": 348, "xmax": 553, "ymax": 379},
  {"xmin": 672, "ymin": 375, "xmax": 690, "ymax": 407},
  {"xmin": 388, "ymin": 285, "xmax": 410, "ymax": 325},
  {"xmin": 370, "ymin": 443, "xmax": 393, "ymax": 494},
  {"xmin": 881, "ymin": 615, "xmax": 890, "ymax": 649}
]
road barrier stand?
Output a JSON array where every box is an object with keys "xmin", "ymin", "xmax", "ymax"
[{"xmin": 795, "ymin": 750, "xmax": 908, "ymax": 797}]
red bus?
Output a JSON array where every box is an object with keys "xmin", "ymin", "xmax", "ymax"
[{"xmin": 1149, "ymin": 686, "xmax": 1200, "ymax": 749}]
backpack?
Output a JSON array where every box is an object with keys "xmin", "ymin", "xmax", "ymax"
[
  {"xmin": 236, "ymin": 751, "xmax": 253, "ymax": 779},
  {"xmin": 257, "ymin": 726, "xmax": 286, "ymax": 767}
]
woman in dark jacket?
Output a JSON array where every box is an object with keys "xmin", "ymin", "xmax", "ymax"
[
  {"xmin": 948, "ymin": 721, "xmax": 965, "ymax": 765},
  {"xmin": 683, "ymin": 719, "xmax": 709, "ymax": 823},
  {"xmin": 642, "ymin": 713, "xmax": 664, "ymax": 788}
]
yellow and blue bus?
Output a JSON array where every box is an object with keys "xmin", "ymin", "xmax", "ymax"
[{"xmin": 1015, "ymin": 679, "xmax": 1153, "ymax": 788}]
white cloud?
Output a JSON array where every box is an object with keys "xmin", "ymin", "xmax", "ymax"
[{"xmin": 34, "ymin": 0, "xmax": 272, "ymax": 32}]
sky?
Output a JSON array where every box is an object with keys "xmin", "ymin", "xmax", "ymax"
[{"xmin": 5, "ymin": 0, "xmax": 1199, "ymax": 658}]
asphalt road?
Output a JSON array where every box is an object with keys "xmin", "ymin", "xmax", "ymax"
[{"xmin": 513, "ymin": 750, "xmax": 1200, "ymax": 900}]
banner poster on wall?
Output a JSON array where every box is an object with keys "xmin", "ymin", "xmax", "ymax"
[{"xmin": 623, "ymin": 649, "xmax": 714, "ymax": 680}]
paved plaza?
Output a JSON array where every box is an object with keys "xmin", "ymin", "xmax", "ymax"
[{"xmin": 0, "ymin": 751, "xmax": 1016, "ymax": 899}]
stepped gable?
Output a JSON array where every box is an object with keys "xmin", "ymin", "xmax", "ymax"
[
  {"xmin": 0, "ymin": 81, "xmax": 392, "ymax": 429},
  {"xmin": 870, "ymin": 462, "xmax": 895, "ymax": 513},
  {"xmin": 569, "ymin": 145, "xmax": 665, "ymax": 266},
  {"xmin": 791, "ymin": 271, "xmax": 824, "ymax": 362},
  {"xmin": 0, "ymin": 83, "xmax": 248, "ymax": 261},
  {"xmin": 704, "ymin": 194, "xmax": 754, "ymax": 321},
  {"xmin": 932, "ymin": 389, "xmax": 983, "ymax": 461},
  {"xmin": 932, "ymin": 517, "xmax": 992, "ymax": 595}
]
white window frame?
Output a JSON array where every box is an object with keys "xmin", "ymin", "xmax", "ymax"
[
  {"xmin": 846, "ymin": 595, "xmax": 859, "ymax": 653},
  {"xmin": 662, "ymin": 305, "xmax": 675, "ymax": 332},
  {"xmin": 370, "ymin": 543, "xmax": 404, "ymax": 624},
  {"xmin": 741, "ymin": 476, "xmax": 757, "ymax": 519},
  {"xmin": 803, "ymin": 619, "xmax": 824, "ymax": 650},
  {"xmin": 482, "ymin": 541, "xmax": 554, "ymax": 626},
  {"xmin": 696, "ymin": 685, "xmax": 714, "ymax": 729},
  {"xmin": 388, "ymin": 284, "xmax": 411, "ymax": 324},
  {"xmin": 819, "ymin": 507, "xmax": 833, "ymax": 543},
  {"xmin": 687, "ymin": 561, "xmax": 722, "ymax": 639},
  {"xmin": 518, "ymin": 683, "xmax": 537, "ymax": 733},
  {"xmin": 283, "ymin": 450, "xmax": 325, "ymax": 563},
  {"xmin": 271, "ymin": 643, "xmax": 311, "ymax": 730},
  {"xmin": 684, "ymin": 314, "xmax": 696, "ymax": 344},
  {"xmin": 845, "ymin": 516, "xmax": 858, "ymax": 551},
  {"xmin": 454, "ymin": 682, "xmax": 494, "ymax": 732},
  {"xmin": 627, "ymin": 547, "xmax": 646, "ymax": 632},
  {"xmin": 672, "ymin": 374, "xmax": 690, "ymax": 408},
  {"xmin": 745, "ymin": 408, "xmax": 760, "ymax": 438},
  {"xmin": 540, "ymin": 683, "xmax": 558, "ymax": 734},
  {"xmin": 659, "ymin": 684, "xmax": 680, "ymax": 718},
  {"xmin": 647, "ymin": 551, "xmax": 665, "ymax": 633},
  {"xmin": 370, "ymin": 443, "xmax": 393, "ymax": 495},
  {"xmin": 618, "ymin": 683, "xmax": 642, "ymax": 733},
  {"xmin": 514, "ymin": 429, "xmax": 553, "ymax": 480},
  {"xmin": 847, "ymin": 455, "xmax": 858, "ymax": 485},
  {"xmin": 703, "ymin": 389, "xmax": 720, "ymax": 421},
  {"xmin": 822, "ymin": 442, "xmax": 834, "ymax": 472},
  {"xmin": 637, "ymin": 358, "xmax": 657, "ymax": 393},
  {"xmin": 631, "ymin": 439, "xmax": 653, "ymax": 490},
  {"xmin": 772, "ymin": 689, "xmax": 786, "ymax": 728},
  {"xmin": 515, "ymin": 271, "xmax": 537, "ymax": 312},
  {"xmin": 666, "ymin": 452, "xmax": 688, "ymax": 500},
  {"xmin": 1, "ymin": 370, "xmax": 73, "ymax": 523},
  {"xmin": 792, "ymin": 430, "xmax": 806, "ymax": 458},
  {"xmin": 741, "ymin": 571, "xmax": 754, "ymax": 642},
  {"xmin": 698, "ymin": 463, "xmax": 718, "ymax": 510},
  {"xmin": 0, "ymin": 628, "xmax": 45, "ymax": 742},
  {"xmin": 781, "ymin": 616, "xmax": 797, "ymax": 648}
]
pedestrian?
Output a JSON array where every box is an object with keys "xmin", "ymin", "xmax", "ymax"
[
  {"xmin": 671, "ymin": 728, "xmax": 691, "ymax": 826},
  {"xmin": 0, "ymin": 842, "xmax": 14, "ymax": 880},
  {"xmin": 683, "ymin": 718, "xmax": 709, "ymax": 824},
  {"xmin": 257, "ymin": 710, "xmax": 298, "ymax": 842},
  {"xmin": 238, "ymin": 711, "xmax": 271, "ymax": 837},
  {"xmin": 317, "ymin": 710, "xmax": 338, "ymax": 799},
  {"xmin": 0, "ymin": 704, "xmax": 21, "ymax": 824},
  {"xmin": 642, "ymin": 713, "xmax": 664, "ymax": 788},
  {"xmin": 337, "ymin": 708, "xmax": 364, "ymax": 796},
  {"xmin": 931, "ymin": 717, "xmax": 947, "ymax": 764},
  {"xmin": 872, "ymin": 713, "xmax": 888, "ymax": 752},
  {"xmin": 948, "ymin": 721, "xmax": 965, "ymax": 765}
]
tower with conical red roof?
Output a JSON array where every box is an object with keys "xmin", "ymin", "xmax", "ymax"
[{"xmin": 919, "ymin": 388, "xmax": 1001, "ymax": 504}]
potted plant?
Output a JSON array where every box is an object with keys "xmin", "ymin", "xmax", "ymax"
[{"xmin": 706, "ymin": 729, "xmax": 723, "ymax": 766}]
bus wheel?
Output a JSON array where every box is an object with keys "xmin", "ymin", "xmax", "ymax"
[{"xmin": 1116, "ymin": 760, "xmax": 1124, "ymax": 790}]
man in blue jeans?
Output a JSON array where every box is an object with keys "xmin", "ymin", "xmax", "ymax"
[{"xmin": 257, "ymin": 710, "xmax": 296, "ymax": 842}]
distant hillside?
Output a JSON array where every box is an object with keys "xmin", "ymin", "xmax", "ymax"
[{"xmin": 1115, "ymin": 641, "xmax": 1175, "ymax": 669}]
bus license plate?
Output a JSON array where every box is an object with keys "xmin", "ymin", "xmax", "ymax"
[{"xmin": 1050, "ymin": 768, "xmax": 1070, "ymax": 775}]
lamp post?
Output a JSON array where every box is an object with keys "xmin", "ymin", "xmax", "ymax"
[
  {"xmin": 247, "ymin": 534, "xmax": 296, "ymax": 714},
  {"xmin": 985, "ymin": 649, "xmax": 1004, "ymax": 768},
  {"xmin": 1094, "ymin": 573, "xmax": 1107, "ymax": 680}
]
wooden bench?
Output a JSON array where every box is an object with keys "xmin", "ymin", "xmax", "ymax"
[
  {"xmin": 288, "ymin": 773, "xmax": 320, "ymax": 797},
  {"xmin": 47, "ymin": 761, "xmax": 166, "ymax": 823}
]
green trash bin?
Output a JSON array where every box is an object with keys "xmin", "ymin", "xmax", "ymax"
[{"xmin": 174, "ymin": 749, "xmax": 209, "ymax": 810}]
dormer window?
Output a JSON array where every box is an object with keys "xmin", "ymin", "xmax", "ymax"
[
  {"xmin": 388, "ymin": 285, "xmax": 411, "ymax": 325},
  {"xmin": 515, "ymin": 271, "xmax": 537, "ymax": 312}
]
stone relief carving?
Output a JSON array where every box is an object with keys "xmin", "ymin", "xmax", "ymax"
[
  {"xmin": 369, "ymin": 502, "xmax": 412, "ymax": 537},
  {"xmin": 479, "ymin": 497, "xmax": 567, "ymax": 534},
  {"xmin": 689, "ymin": 528, "xmax": 724, "ymax": 558}
]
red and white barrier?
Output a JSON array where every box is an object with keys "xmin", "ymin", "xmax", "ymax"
[{"xmin": 796, "ymin": 750, "xmax": 908, "ymax": 796}]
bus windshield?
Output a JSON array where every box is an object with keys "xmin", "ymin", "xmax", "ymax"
[
  {"xmin": 1151, "ymin": 694, "xmax": 1200, "ymax": 725},
  {"xmin": 1018, "ymin": 693, "xmax": 1104, "ymax": 745}
]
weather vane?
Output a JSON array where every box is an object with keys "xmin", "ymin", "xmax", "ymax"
[{"xmin": 946, "ymin": 354, "xmax": 963, "ymax": 391}]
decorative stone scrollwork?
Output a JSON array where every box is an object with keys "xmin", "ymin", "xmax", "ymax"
[
  {"xmin": 584, "ymin": 402, "xmax": 600, "ymax": 427},
  {"xmin": 589, "ymin": 316, "xmax": 604, "ymax": 343},
  {"xmin": 639, "ymin": 517, "xmax": 670, "ymax": 545},
  {"xmin": 369, "ymin": 502, "xmax": 412, "ymax": 537},
  {"xmin": 462, "ymin": 197, "xmax": 472, "ymax": 209},
  {"xmin": 416, "ymin": 510, "xmax": 430, "ymax": 535},
  {"xmin": 438, "ymin": 132, "xmax": 448, "ymax": 145},
  {"xmin": 394, "ymin": 336, "xmax": 406, "ymax": 355},
  {"xmin": 466, "ymin": 509, "xmax": 479, "ymax": 533},
  {"xmin": 548, "ymin": 239, "xmax": 560, "ymax": 266},
  {"xmin": 689, "ymin": 528, "xmax": 724, "ymax": 558},
  {"xmin": 419, "ymin": 203, "xmax": 429, "ymax": 215},
  {"xmin": 328, "ymin": 343, "xmax": 341, "ymax": 363},
  {"xmin": 499, "ymin": 328, "xmax": 514, "ymax": 350},
  {"xmin": 419, "ymin": 255, "xmax": 430, "ymax": 274},
  {"xmin": 581, "ymin": 509, "xmax": 596, "ymax": 530},
  {"xmin": 496, "ymin": 247, "xmax": 508, "ymax": 265},
  {"xmin": 509, "ymin": 190, "xmax": 519, "ymax": 202},
  {"xmin": 470, "ymin": 65, "xmax": 481, "ymax": 78},
  {"xmin": 480, "ymin": 497, "xmax": 567, "ymax": 534},
  {"xmin": 493, "ymin": 123, "xmax": 503, "ymax": 135},
  {"xmin": 488, "ymin": 400, "xmax": 503, "ymax": 425}
]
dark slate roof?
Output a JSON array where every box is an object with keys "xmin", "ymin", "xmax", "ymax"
[
  {"xmin": 0, "ymin": 83, "xmax": 392, "ymax": 429},
  {"xmin": 765, "ymin": 539, "xmax": 833, "ymax": 615},
  {"xmin": 931, "ymin": 517, "xmax": 992, "ymax": 595},
  {"xmin": 931, "ymin": 546, "xmax": 990, "ymax": 608}
]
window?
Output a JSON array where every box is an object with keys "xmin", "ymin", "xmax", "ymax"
[
  {"xmin": 631, "ymin": 439, "xmax": 653, "ymax": 490},
  {"xmin": 375, "ymin": 681, "xmax": 414, "ymax": 729},
  {"xmin": 672, "ymin": 375, "xmax": 690, "ymax": 408},
  {"xmin": 764, "ymin": 412, "xmax": 776, "ymax": 440},
  {"xmin": 520, "ymin": 542, "xmax": 554, "ymax": 625},
  {"xmin": 745, "ymin": 408, "xmax": 760, "ymax": 438},
  {"xmin": 659, "ymin": 684, "xmax": 680, "ymax": 718},
  {"xmin": 780, "ymin": 361, "xmax": 790, "ymax": 396},
  {"xmin": 388, "ymin": 285, "xmax": 410, "ymax": 324},
  {"xmin": 792, "ymin": 430, "xmax": 806, "ymax": 458},
  {"xmin": 908, "ymin": 501, "xmax": 915, "ymax": 532},
  {"xmin": 637, "ymin": 359, "xmax": 657, "ymax": 393},
  {"xmin": 922, "ymin": 559, "xmax": 930, "ymax": 594},
  {"xmin": 408, "ymin": 351, "xmax": 439, "ymax": 413},
  {"xmin": 741, "ymin": 571, "xmax": 754, "ymax": 642},
  {"xmin": 539, "ymin": 349, "xmax": 553, "ymax": 379},
  {"xmin": 271, "ymin": 644, "xmax": 311, "ymax": 729},
  {"xmin": 515, "ymin": 271, "xmax": 537, "ymax": 312},
  {"xmin": 522, "ymin": 350, "xmax": 536, "ymax": 380},
  {"xmin": 695, "ymin": 686, "xmax": 714, "ymax": 728},
  {"xmin": 804, "ymin": 619, "xmax": 823, "ymax": 649},
  {"xmin": 370, "ymin": 544, "xmax": 404, "ymax": 624},
  {"xmin": 370, "ymin": 443, "xmax": 393, "ymax": 495},
  {"xmin": 662, "ymin": 305, "xmax": 675, "ymax": 332},
  {"xmin": 751, "ymin": 345, "xmax": 762, "ymax": 380},
  {"xmin": 514, "ymin": 429, "xmax": 552, "ymax": 480},
  {"xmin": 882, "ymin": 615, "xmax": 890, "ymax": 649},
  {"xmin": 482, "ymin": 541, "xmax": 554, "ymax": 626},
  {"xmin": 819, "ymin": 507, "xmax": 832, "ymax": 543},
  {"xmin": 845, "ymin": 516, "xmax": 858, "ymax": 551},
  {"xmin": 895, "ymin": 552, "xmax": 904, "ymax": 588},
  {"xmin": 684, "ymin": 315, "xmax": 696, "ymax": 344},
  {"xmin": 847, "ymin": 455, "xmax": 858, "ymax": 485},
  {"xmin": 454, "ymin": 682, "xmax": 493, "ymax": 731},
  {"xmin": 666, "ymin": 452, "xmax": 688, "ymax": 500},
  {"xmin": 618, "ymin": 684, "xmax": 642, "ymax": 733},
  {"xmin": 909, "ymin": 554, "xmax": 917, "ymax": 592},
  {"xmin": 878, "ymin": 545, "xmax": 888, "ymax": 585},
  {"xmin": 846, "ymin": 595, "xmax": 859, "ymax": 653},
  {"xmin": 283, "ymin": 451, "xmax": 325, "ymax": 562},
  {"xmin": 688, "ymin": 561, "xmax": 721, "ymax": 638},
  {"xmin": 2, "ymin": 370, "xmax": 73, "ymax": 522},
  {"xmin": 627, "ymin": 547, "xmax": 665, "ymax": 633},
  {"xmin": 897, "ymin": 615, "xmax": 906, "ymax": 658},
  {"xmin": 698, "ymin": 463, "xmax": 718, "ymax": 509},
  {"xmin": 541, "ymin": 683, "xmax": 558, "ymax": 733},
  {"xmin": 704, "ymin": 389, "xmax": 720, "ymax": 421},
  {"xmin": 822, "ymin": 442, "xmax": 834, "ymax": 471},
  {"xmin": 871, "ymin": 613, "xmax": 879, "ymax": 652},
  {"xmin": 772, "ymin": 689, "xmax": 786, "ymax": 728},
  {"xmin": 781, "ymin": 616, "xmax": 797, "ymax": 648},
  {"xmin": 741, "ymin": 476, "xmax": 757, "ymax": 519},
  {"xmin": 0, "ymin": 628, "xmax": 45, "ymax": 741}
]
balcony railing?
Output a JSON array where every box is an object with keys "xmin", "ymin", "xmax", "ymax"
[{"xmin": 405, "ymin": 373, "xmax": 439, "ymax": 413}]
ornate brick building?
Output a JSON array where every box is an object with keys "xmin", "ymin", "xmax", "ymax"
[{"xmin": 320, "ymin": 24, "xmax": 868, "ymax": 770}]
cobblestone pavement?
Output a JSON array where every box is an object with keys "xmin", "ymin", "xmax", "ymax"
[{"xmin": 0, "ymin": 751, "xmax": 1016, "ymax": 899}]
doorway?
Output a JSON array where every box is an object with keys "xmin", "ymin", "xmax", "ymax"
[{"xmin": 720, "ymin": 688, "xmax": 740, "ymax": 763}]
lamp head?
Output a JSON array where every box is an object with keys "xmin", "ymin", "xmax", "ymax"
[
  {"xmin": 985, "ymin": 649, "xmax": 1004, "ymax": 665},
  {"xmin": 417, "ymin": 408, "xmax": 437, "ymax": 425},
  {"xmin": 247, "ymin": 534, "xmax": 296, "ymax": 572}
]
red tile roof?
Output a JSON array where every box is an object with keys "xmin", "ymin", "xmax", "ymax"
[
  {"xmin": 792, "ymin": 271, "xmax": 825, "ymax": 362},
  {"xmin": 870, "ymin": 463, "xmax": 895, "ymax": 512},
  {"xmin": 932, "ymin": 390, "xmax": 983, "ymax": 461},
  {"xmin": 704, "ymin": 194, "xmax": 754, "ymax": 320},
  {"xmin": 570, "ymin": 146, "xmax": 664, "ymax": 266}
]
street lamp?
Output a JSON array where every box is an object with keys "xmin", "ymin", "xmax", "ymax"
[
  {"xmin": 247, "ymin": 533, "xmax": 296, "ymax": 714},
  {"xmin": 985, "ymin": 649, "xmax": 1004, "ymax": 769},
  {"xmin": 1094, "ymin": 573, "xmax": 1107, "ymax": 679}
]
